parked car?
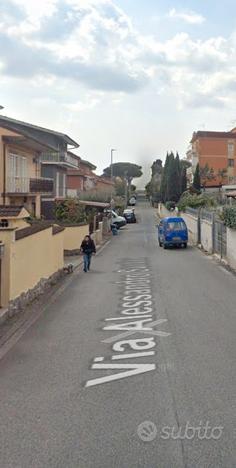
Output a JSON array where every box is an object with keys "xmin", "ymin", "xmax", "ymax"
[
  {"xmin": 123, "ymin": 209, "xmax": 136, "ymax": 223},
  {"xmin": 158, "ymin": 217, "xmax": 188, "ymax": 249},
  {"xmin": 107, "ymin": 210, "xmax": 127, "ymax": 228},
  {"xmin": 128, "ymin": 196, "xmax": 136, "ymax": 206}
]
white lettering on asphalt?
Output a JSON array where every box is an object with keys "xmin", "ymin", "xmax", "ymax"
[
  {"xmin": 85, "ymin": 260, "xmax": 171, "ymax": 388},
  {"xmin": 86, "ymin": 363, "xmax": 156, "ymax": 387}
]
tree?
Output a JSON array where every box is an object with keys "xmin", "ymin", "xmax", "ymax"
[
  {"xmin": 218, "ymin": 168, "xmax": 227, "ymax": 186},
  {"xmin": 199, "ymin": 164, "xmax": 215, "ymax": 191},
  {"xmin": 115, "ymin": 178, "xmax": 126, "ymax": 197},
  {"xmin": 160, "ymin": 153, "xmax": 170, "ymax": 202},
  {"xmin": 175, "ymin": 152, "xmax": 182, "ymax": 200},
  {"xmin": 145, "ymin": 181, "xmax": 151, "ymax": 199},
  {"xmin": 193, "ymin": 163, "xmax": 201, "ymax": 191},
  {"xmin": 103, "ymin": 162, "xmax": 142, "ymax": 199},
  {"xmin": 181, "ymin": 167, "xmax": 187, "ymax": 194},
  {"xmin": 166, "ymin": 152, "xmax": 180, "ymax": 202}
]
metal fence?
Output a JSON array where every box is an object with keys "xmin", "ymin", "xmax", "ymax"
[
  {"xmin": 213, "ymin": 217, "xmax": 227, "ymax": 259},
  {"xmin": 185, "ymin": 207, "xmax": 227, "ymax": 259},
  {"xmin": 185, "ymin": 207, "xmax": 199, "ymax": 218},
  {"xmin": 200, "ymin": 209, "xmax": 214, "ymax": 222}
]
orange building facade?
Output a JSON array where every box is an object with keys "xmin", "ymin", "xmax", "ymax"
[{"xmin": 188, "ymin": 128, "xmax": 236, "ymax": 187}]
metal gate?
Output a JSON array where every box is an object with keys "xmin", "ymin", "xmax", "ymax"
[{"xmin": 213, "ymin": 219, "xmax": 227, "ymax": 258}]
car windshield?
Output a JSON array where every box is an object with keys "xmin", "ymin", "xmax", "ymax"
[{"xmin": 167, "ymin": 221, "xmax": 186, "ymax": 231}]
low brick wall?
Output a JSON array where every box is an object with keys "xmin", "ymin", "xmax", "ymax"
[
  {"xmin": 8, "ymin": 269, "xmax": 65, "ymax": 317},
  {"xmin": 182, "ymin": 213, "xmax": 199, "ymax": 245},
  {"xmin": 226, "ymin": 228, "xmax": 236, "ymax": 270},
  {"xmin": 201, "ymin": 219, "xmax": 213, "ymax": 253},
  {"xmin": 63, "ymin": 224, "xmax": 89, "ymax": 254}
]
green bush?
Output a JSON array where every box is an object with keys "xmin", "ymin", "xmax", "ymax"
[
  {"xmin": 55, "ymin": 199, "xmax": 87, "ymax": 224},
  {"xmin": 178, "ymin": 192, "xmax": 216, "ymax": 212},
  {"xmin": 222, "ymin": 207, "xmax": 236, "ymax": 229},
  {"xmin": 165, "ymin": 201, "xmax": 176, "ymax": 211}
]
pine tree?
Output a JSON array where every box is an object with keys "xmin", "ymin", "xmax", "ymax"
[
  {"xmin": 175, "ymin": 152, "xmax": 182, "ymax": 200},
  {"xmin": 160, "ymin": 152, "xmax": 170, "ymax": 202},
  {"xmin": 181, "ymin": 167, "xmax": 187, "ymax": 194},
  {"xmin": 193, "ymin": 163, "xmax": 201, "ymax": 191},
  {"xmin": 166, "ymin": 152, "xmax": 176, "ymax": 201}
]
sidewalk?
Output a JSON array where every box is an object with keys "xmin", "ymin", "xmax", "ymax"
[
  {"xmin": 64, "ymin": 233, "xmax": 112, "ymax": 271},
  {"xmin": 0, "ymin": 234, "xmax": 112, "ymax": 347}
]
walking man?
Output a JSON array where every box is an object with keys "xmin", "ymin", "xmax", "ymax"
[{"xmin": 80, "ymin": 235, "xmax": 96, "ymax": 272}]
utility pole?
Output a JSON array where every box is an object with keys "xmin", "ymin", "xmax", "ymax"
[
  {"xmin": 124, "ymin": 170, "xmax": 128, "ymax": 208},
  {"xmin": 110, "ymin": 149, "xmax": 116, "ymax": 227}
]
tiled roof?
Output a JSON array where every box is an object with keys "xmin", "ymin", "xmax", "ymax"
[
  {"xmin": 15, "ymin": 223, "xmax": 51, "ymax": 241},
  {"xmin": 0, "ymin": 115, "xmax": 79, "ymax": 147},
  {"xmin": 192, "ymin": 131, "xmax": 236, "ymax": 142},
  {"xmin": 97, "ymin": 177, "xmax": 115, "ymax": 185},
  {"xmin": 0, "ymin": 205, "xmax": 24, "ymax": 218}
]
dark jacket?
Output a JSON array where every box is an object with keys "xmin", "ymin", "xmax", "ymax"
[{"xmin": 80, "ymin": 238, "xmax": 96, "ymax": 255}]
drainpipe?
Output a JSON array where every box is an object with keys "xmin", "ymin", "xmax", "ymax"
[{"xmin": 3, "ymin": 143, "xmax": 6, "ymax": 204}]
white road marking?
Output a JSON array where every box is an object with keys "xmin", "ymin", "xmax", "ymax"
[{"xmin": 86, "ymin": 261, "xmax": 171, "ymax": 387}]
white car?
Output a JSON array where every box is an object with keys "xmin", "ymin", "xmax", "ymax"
[
  {"xmin": 128, "ymin": 196, "xmax": 136, "ymax": 206},
  {"xmin": 107, "ymin": 210, "xmax": 127, "ymax": 228}
]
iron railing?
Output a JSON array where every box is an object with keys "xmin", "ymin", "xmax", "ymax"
[
  {"xmin": 40, "ymin": 151, "xmax": 79, "ymax": 168},
  {"xmin": 7, "ymin": 177, "xmax": 53, "ymax": 194}
]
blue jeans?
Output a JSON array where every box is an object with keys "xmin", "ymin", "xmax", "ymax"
[{"xmin": 83, "ymin": 253, "xmax": 92, "ymax": 272}]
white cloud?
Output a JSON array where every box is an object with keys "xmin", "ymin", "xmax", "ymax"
[
  {"xmin": 0, "ymin": 0, "xmax": 236, "ymax": 111},
  {"xmin": 168, "ymin": 8, "xmax": 206, "ymax": 24}
]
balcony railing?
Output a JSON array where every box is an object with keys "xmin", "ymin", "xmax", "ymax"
[
  {"xmin": 40, "ymin": 151, "xmax": 79, "ymax": 168},
  {"xmin": 7, "ymin": 177, "xmax": 53, "ymax": 194},
  {"xmin": 30, "ymin": 178, "xmax": 54, "ymax": 193}
]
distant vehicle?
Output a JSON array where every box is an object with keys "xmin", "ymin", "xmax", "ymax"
[
  {"xmin": 123, "ymin": 209, "xmax": 136, "ymax": 223},
  {"xmin": 107, "ymin": 210, "xmax": 127, "ymax": 228},
  {"xmin": 158, "ymin": 217, "xmax": 188, "ymax": 249},
  {"xmin": 128, "ymin": 196, "xmax": 136, "ymax": 206}
]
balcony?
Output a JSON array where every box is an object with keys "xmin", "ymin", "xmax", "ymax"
[
  {"xmin": 6, "ymin": 177, "xmax": 54, "ymax": 195},
  {"xmin": 40, "ymin": 151, "xmax": 79, "ymax": 168}
]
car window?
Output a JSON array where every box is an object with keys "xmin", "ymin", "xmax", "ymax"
[{"xmin": 167, "ymin": 221, "xmax": 186, "ymax": 230}]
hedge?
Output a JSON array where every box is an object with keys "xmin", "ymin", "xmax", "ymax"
[{"xmin": 222, "ymin": 207, "xmax": 236, "ymax": 229}]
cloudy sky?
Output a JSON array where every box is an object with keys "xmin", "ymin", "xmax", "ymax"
[{"xmin": 1, "ymin": 0, "xmax": 236, "ymax": 186}]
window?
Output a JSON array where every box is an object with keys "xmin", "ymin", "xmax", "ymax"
[
  {"xmin": 228, "ymin": 142, "xmax": 234, "ymax": 157},
  {"xmin": 167, "ymin": 221, "xmax": 186, "ymax": 231},
  {"xmin": 8, "ymin": 153, "xmax": 28, "ymax": 192},
  {"xmin": 228, "ymin": 159, "xmax": 234, "ymax": 167},
  {"xmin": 0, "ymin": 219, "xmax": 9, "ymax": 228}
]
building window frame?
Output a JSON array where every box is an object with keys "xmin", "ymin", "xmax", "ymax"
[
  {"xmin": 0, "ymin": 219, "xmax": 9, "ymax": 228},
  {"xmin": 228, "ymin": 159, "xmax": 234, "ymax": 167},
  {"xmin": 228, "ymin": 142, "xmax": 234, "ymax": 158}
]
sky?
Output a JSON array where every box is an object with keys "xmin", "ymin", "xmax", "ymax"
[{"xmin": 1, "ymin": 0, "xmax": 236, "ymax": 187}]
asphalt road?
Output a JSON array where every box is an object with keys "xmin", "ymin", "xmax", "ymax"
[{"xmin": 0, "ymin": 203, "xmax": 236, "ymax": 468}]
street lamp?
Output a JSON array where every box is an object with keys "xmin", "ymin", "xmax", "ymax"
[{"xmin": 110, "ymin": 149, "xmax": 116, "ymax": 208}]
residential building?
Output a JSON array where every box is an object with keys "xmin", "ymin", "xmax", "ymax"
[
  {"xmin": 0, "ymin": 118, "xmax": 55, "ymax": 217},
  {"xmin": 188, "ymin": 128, "xmax": 236, "ymax": 189},
  {"xmin": 95, "ymin": 176, "xmax": 115, "ymax": 195},
  {"xmin": 41, "ymin": 150, "xmax": 81, "ymax": 218},
  {"xmin": 67, "ymin": 160, "xmax": 97, "ymax": 197},
  {"xmin": 0, "ymin": 115, "xmax": 80, "ymax": 219}
]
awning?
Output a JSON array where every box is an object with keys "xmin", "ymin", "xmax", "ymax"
[
  {"xmin": 225, "ymin": 191, "xmax": 236, "ymax": 197},
  {"xmin": 78, "ymin": 200, "xmax": 110, "ymax": 208}
]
